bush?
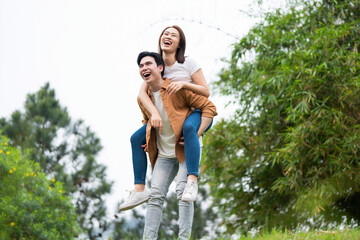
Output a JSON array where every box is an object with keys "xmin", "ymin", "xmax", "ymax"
[{"xmin": 0, "ymin": 134, "xmax": 79, "ymax": 239}]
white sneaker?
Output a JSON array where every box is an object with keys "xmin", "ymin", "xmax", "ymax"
[
  {"xmin": 119, "ymin": 190, "xmax": 149, "ymax": 211},
  {"xmin": 181, "ymin": 180, "xmax": 198, "ymax": 202}
]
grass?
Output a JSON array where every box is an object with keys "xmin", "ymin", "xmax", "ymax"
[{"xmin": 236, "ymin": 228, "xmax": 360, "ymax": 240}]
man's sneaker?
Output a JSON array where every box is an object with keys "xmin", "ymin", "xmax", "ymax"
[
  {"xmin": 181, "ymin": 180, "xmax": 198, "ymax": 202},
  {"xmin": 119, "ymin": 190, "xmax": 149, "ymax": 211}
]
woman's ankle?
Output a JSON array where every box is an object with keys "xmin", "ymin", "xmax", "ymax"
[
  {"xmin": 187, "ymin": 175, "xmax": 198, "ymax": 184},
  {"xmin": 134, "ymin": 184, "xmax": 145, "ymax": 192}
]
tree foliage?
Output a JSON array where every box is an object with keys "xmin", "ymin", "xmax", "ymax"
[
  {"xmin": 0, "ymin": 83, "xmax": 113, "ymax": 239},
  {"xmin": 0, "ymin": 135, "xmax": 79, "ymax": 239},
  {"xmin": 203, "ymin": 0, "xmax": 360, "ymax": 235}
]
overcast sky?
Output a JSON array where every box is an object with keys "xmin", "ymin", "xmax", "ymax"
[{"xmin": 0, "ymin": 0, "xmax": 286, "ymax": 221}]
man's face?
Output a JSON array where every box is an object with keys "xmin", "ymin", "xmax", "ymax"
[{"xmin": 139, "ymin": 56, "xmax": 163, "ymax": 84}]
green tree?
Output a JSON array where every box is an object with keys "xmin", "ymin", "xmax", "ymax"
[
  {"xmin": 0, "ymin": 83, "xmax": 113, "ymax": 239},
  {"xmin": 0, "ymin": 134, "xmax": 79, "ymax": 239},
  {"xmin": 203, "ymin": 0, "xmax": 360, "ymax": 236}
]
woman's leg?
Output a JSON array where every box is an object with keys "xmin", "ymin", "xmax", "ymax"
[
  {"xmin": 130, "ymin": 124, "xmax": 148, "ymax": 186},
  {"xmin": 181, "ymin": 110, "xmax": 213, "ymax": 202},
  {"xmin": 119, "ymin": 124, "xmax": 149, "ymax": 211},
  {"xmin": 183, "ymin": 110, "xmax": 213, "ymax": 176}
]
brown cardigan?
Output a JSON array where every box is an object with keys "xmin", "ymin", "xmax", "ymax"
[{"xmin": 137, "ymin": 78, "xmax": 217, "ymax": 169}]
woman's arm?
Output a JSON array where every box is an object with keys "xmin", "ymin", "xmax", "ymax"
[
  {"xmin": 138, "ymin": 82, "xmax": 163, "ymax": 133},
  {"xmin": 166, "ymin": 69, "xmax": 210, "ymax": 97}
]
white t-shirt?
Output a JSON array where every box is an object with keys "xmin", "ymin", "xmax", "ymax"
[
  {"xmin": 163, "ymin": 56, "xmax": 201, "ymax": 84},
  {"xmin": 163, "ymin": 56, "xmax": 204, "ymax": 149},
  {"xmin": 151, "ymin": 90, "xmax": 176, "ymax": 158}
]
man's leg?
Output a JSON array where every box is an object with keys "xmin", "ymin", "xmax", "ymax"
[
  {"xmin": 176, "ymin": 160, "xmax": 194, "ymax": 239},
  {"xmin": 143, "ymin": 157, "xmax": 178, "ymax": 240}
]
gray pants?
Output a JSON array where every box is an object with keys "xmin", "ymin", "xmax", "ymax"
[{"xmin": 143, "ymin": 157, "xmax": 194, "ymax": 240}]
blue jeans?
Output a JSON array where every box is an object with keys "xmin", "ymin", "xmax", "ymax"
[
  {"xmin": 131, "ymin": 110, "xmax": 213, "ymax": 184},
  {"xmin": 182, "ymin": 109, "xmax": 212, "ymax": 176},
  {"xmin": 143, "ymin": 157, "xmax": 194, "ymax": 240},
  {"xmin": 131, "ymin": 124, "xmax": 147, "ymax": 184}
]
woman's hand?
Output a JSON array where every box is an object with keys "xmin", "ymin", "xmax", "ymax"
[
  {"xmin": 167, "ymin": 82, "xmax": 185, "ymax": 95},
  {"xmin": 150, "ymin": 111, "xmax": 163, "ymax": 134}
]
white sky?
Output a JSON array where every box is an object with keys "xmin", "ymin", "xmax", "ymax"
[{"xmin": 0, "ymin": 0, "xmax": 285, "ymax": 222}]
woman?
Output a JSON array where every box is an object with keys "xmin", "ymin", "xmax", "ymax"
[{"xmin": 120, "ymin": 25, "xmax": 211, "ymax": 211}]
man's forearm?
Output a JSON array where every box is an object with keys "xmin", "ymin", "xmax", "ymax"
[
  {"xmin": 197, "ymin": 117, "xmax": 212, "ymax": 137},
  {"xmin": 139, "ymin": 89, "xmax": 158, "ymax": 116}
]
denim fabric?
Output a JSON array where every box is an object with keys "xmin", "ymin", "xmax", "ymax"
[
  {"xmin": 130, "ymin": 109, "xmax": 213, "ymax": 184},
  {"xmin": 143, "ymin": 157, "xmax": 194, "ymax": 240},
  {"xmin": 131, "ymin": 111, "xmax": 214, "ymax": 184},
  {"xmin": 183, "ymin": 109, "xmax": 213, "ymax": 176},
  {"xmin": 130, "ymin": 124, "xmax": 147, "ymax": 184}
]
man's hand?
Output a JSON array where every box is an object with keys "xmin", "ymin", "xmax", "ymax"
[
  {"xmin": 197, "ymin": 116, "xmax": 212, "ymax": 139},
  {"xmin": 197, "ymin": 131, "xmax": 204, "ymax": 138},
  {"xmin": 142, "ymin": 144, "xmax": 148, "ymax": 152},
  {"xmin": 179, "ymin": 136, "xmax": 185, "ymax": 146},
  {"xmin": 179, "ymin": 135, "xmax": 203, "ymax": 146},
  {"xmin": 167, "ymin": 82, "xmax": 185, "ymax": 95},
  {"xmin": 150, "ymin": 111, "xmax": 163, "ymax": 134}
]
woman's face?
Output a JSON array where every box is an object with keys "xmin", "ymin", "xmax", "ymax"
[{"xmin": 160, "ymin": 27, "xmax": 180, "ymax": 54}]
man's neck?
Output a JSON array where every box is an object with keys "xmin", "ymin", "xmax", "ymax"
[
  {"xmin": 162, "ymin": 52, "xmax": 176, "ymax": 67},
  {"xmin": 148, "ymin": 78, "xmax": 164, "ymax": 92}
]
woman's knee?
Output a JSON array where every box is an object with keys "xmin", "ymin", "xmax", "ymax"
[
  {"xmin": 183, "ymin": 112, "xmax": 201, "ymax": 136},
  {"xmin": 183, "ymin": 120, "xmax": 197, "ymax": 136},
  {"xmin": 131, "ymin": 125, "xmax": 147, "ymax": 145},
  {"xmin": 130, "ymin": 132, "xmax": 139, "ymax": 145},
  {"xmin": 130, "ymin": 131, "xmax": 144, "ymax": 146}
]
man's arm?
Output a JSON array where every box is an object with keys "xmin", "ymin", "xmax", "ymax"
[
  {"xmin": 137, "ymin": 97, "xmax": 149, "ymax": 125},
  {"xmin": 180, "ymin": 90, "xmax": 217, "ymax": 137},
  {"xmin": 181, "ymin": 90, "xmax": 217, "ymax": 120},
  {"xmin": 138, "ymin": 82, "xmax": 163, "ymax": 133},
  {"xmin": 197, "ymin": 116, "xmax": 212, "ymax": 137}
]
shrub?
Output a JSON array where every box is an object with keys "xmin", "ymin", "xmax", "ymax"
[{"xmin": 0, "ymin": 134, "xmax": 79, "ymax": 239}]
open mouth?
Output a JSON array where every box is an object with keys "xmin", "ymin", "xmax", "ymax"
[
  {"xmin": 143, "ymin": 72, "xmax": 151, "ymax": 78},
  {"xmin": 163, "ymin": 40, "xmax": 172, "ymax": 46}
]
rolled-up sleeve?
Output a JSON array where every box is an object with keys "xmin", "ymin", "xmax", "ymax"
[
  {"xmin": 137, "ymin": 97, "xmax": 149, "ymax": 125},
  {"xmin": 182, "ymin": 91, "xmax": 217, "ymax": 118}
]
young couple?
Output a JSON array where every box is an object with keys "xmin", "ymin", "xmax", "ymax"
[{"xmin": 120, "ymin": 25, "xmax": 217, "ymax": 239}]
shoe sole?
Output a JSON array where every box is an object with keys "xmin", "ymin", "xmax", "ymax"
[{"xmin": 119, "ymin": 198, "xmax": 149, "ymax": 211}]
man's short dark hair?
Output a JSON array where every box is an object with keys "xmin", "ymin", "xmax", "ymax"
[{"xmin": 137, "ymin": 51, "xmax": 165, "ymax": 77}]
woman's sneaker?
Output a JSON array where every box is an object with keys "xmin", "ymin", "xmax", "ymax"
[
  {"xmin": 119, "ymin": 190, "xmax": 149, "ymax": 211},
  {"xmin": 181, "ymin": 180, "xmax": 198, "ymax": 202}
]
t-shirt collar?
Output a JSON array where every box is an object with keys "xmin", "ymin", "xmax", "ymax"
[{"xmin": 147, "ymin": 78, "xmax": 170, "ymax": 96}]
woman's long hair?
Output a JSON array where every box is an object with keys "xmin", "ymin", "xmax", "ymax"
[{"xmin": 158, "ymin": 25, "xmax": 186, "ymax": 63}]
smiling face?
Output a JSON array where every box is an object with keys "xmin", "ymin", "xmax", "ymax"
[
  {"xmin": 138, "ymin": 56, "xmax": 163, "ymax": 85},
  {"xmin": 159, "ymin": 27, "xmax": 180, "ymax": 54},
  {"xmin": 158, "ymin": 25, "xmax": 186, "ymax": 63}
]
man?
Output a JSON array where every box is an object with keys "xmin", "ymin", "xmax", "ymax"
[{"xmin": 136, "ymin": 51, "xmax": 217, "ymax": 239}]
